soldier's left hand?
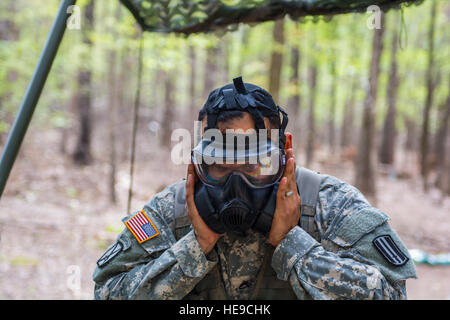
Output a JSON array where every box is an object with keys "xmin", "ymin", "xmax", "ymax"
[
  {"xmin": 186, "ymin": 162, "xmax": 222, "ymax": 254},
  {"xmin": 268, "ymin": 134, "xmax": 301, "ymax": 247}
]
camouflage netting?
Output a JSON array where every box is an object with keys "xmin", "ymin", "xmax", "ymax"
[{"xmin": 119, "ymin": 0, "xmax": 421, "ymax": 34}]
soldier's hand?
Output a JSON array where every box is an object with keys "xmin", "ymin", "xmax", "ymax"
[
  {"xmin": 186, "ymin": 163, "xmax": 222, "ymax": 255},
  {"xmin": 268, "ymin": 136, "xmax": 301, "ymax": 247}
]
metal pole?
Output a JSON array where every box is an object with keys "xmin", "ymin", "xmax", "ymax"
[{"xmin": 0, "ymin": 0, "xmax": 77, "ymax": 198}]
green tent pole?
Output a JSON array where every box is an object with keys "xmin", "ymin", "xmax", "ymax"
[{"xmin": 0, "ymin": 0, "xmax": 77, "ymax": 198}]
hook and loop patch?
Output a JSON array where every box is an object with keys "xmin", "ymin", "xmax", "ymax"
[
  {"xmin": 97, "ymin": 241, "xmax": 123, "ymax": 267},
  {"xmin": 373, "ymin": 235, "xmax": 409, "ymax": 267}
]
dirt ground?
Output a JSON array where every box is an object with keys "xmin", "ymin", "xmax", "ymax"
[{"xmin": 0, "ymin": 128, "xmax": 449, "ymax": 300}]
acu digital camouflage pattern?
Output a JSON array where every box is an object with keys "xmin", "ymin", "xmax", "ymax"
[{"xmin": 93, "ymin": 169, "xmax": 417, "ymax": 300}]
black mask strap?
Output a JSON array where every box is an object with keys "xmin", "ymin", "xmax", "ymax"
[
  {"xmin": 233, "ymin": 76, "xmax": 247, "ymax": 94},
  {"xmin": 278, "ymin": 106, "xmax": 288, "ymax": 147},
  {"xmin": 203, "ymin": 76, "xmax": 288, "ymax": 136},
  {"xmin": 206, "ymin": 113, "xmax": 218, "ymax": 132},
  {"xmin": 223, "ymin": 88, "xmax": 237, "ymax": 109},
  {"xmin": 247, "ymin": 107, "xmax": 266, "ymax": 130},
  {"xmin": 279, "ymin": 106, "xmax": 288, "ymax": 131}
]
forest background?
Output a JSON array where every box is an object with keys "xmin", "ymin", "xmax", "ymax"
[{"xmin": 0, "ymin": 0, "xmax": 449, "ymax": 299}]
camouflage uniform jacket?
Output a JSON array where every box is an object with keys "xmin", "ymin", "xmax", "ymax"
[{"xmin": 93, "ymin": 172, "xmax": 417, "ymax": 300}]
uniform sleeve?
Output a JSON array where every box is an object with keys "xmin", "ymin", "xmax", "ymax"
[
  {"xmin": 92, "ymin": 187, "xmax": 218, "ymax": 300},
  {"xmin": 271, "ymin": 177, "xmax": 417, "ymax": 300},
  {"xmin": 272, "ymin": 225, "xmax": 412, "ymax": 300}
]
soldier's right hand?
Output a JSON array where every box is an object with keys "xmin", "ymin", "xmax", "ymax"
[{"xmin": 185, "ymin": 163, "xmax": 222, "ymax": 255}]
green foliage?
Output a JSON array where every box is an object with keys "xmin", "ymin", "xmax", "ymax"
[
  {"xmin": 4, "ymin": 255, "xmax": 40, "ymax": 267},
  {"xmin": 0, "ymin": 0, "xmax": 447, "ymax": 141},
  {"xmin": 105, "ymin": 224, "xmax": 124, "ymax": 234}
]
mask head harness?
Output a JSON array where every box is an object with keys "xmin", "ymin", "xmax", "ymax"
[{"xmin": 199, "ymin": 76, "xmax": 288, "ymax": 148}]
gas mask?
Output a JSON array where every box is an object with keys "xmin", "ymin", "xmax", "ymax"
[
  {"xmin": 192, "ymin": 136, "xmax": 286, "ymax": 236},
  {"xmin": 191, "ymin": 76, "xmax": 289, "ymax": 237}
]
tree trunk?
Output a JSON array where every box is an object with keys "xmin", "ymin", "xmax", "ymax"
[
  {"xmin": 443, "ymin": 129, "xmax": 450, "ymax": 196},
  {"xmin": 404, "ymin": 117, "xmax": 417, "ymax": 152},
  {"xmin": 287, "ymin": 28, "xmax": 301, "ymax": 145},
  {"xmin": 420, "ymin": 0, "xmax": 437, "ymax": 192},
  {"xmin": 434, "ymin": 79, "xmax": 450, "ymax": 192},
  {"xmin": 107, "ymin": 52, "xmax": 117, "ymax": 204},
  {"xmin": 106, "ymin": 4, "xmax": 123, "ymax": 204},
  {"xmin": 237, "ymin": 28, "xmax": 249, "ymax": 76},
  {"xmin": 119, "ymin": 48, "xmax": 132, "ymax": 163},
  {"xmin": 161, "ymin": 72, "xmax": 174, "ymax": 148},
  {"xmin": 0, "ymin": 1, "xmax": 18, "ymax": 41},
  {"xmin": 328, "ymin": 61, "xmax": 337, "ymax": 154},
  {"xmin": 269, "ymin": 19, "xmax": 285, "ymax": 103},
  {"xmin": 379, "ymin": 15, "xmax": 399, "ymax": 165},
  {"xmin": 0, "ymin": 0, "xmax": 19, "ymax": 145},
  {"xmin": 306, "ymin": 64, "xmax": 317, "ymax": 167},
  {"xmin": 341, "ymin": 76, "xmax": 356, "ymax": 148},
  {"xmin": 401, "ymin": 116, "xmax": 418, "ymax": 177},
  {"xmin": 355, "ymin": 11, "xmax": 385, "ymax": 198},
  {"xmin": 219, "ymin": 38, "xmax": 229, "ymax": 85},
  {"xmin": 73, "ymin": 1, "xmax": 94, "ymax": 166},
  {"xmin": 60, "ymin": 90, "xmax": 78, "ymax": 155},
  {"xmin": 189, "ymin": 45, "xmax": 197, "ymax": 124},
  {"xmin": 203, "ymin": 45, "xmax": 218, "ymax": 102}
]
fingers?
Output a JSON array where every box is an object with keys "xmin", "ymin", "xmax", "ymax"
[
  {"xmin": 186, "ymin": 167, "xmax": 214, "ymax": 229},
  {"xmin": 185, "ymin": 171, "xmax": 194, "ymax": 203},
  {"xmin": 278, "ymin": 148, "xmax": 300, "ymax": 206},
  {"xmin": 187, "ymin": 162, "xmax": 198, "ymax": 182},
  {"xmin": 185, "ymin": 171, "xmax": 200, "ymax": 223},
  {"xmin": 185, "ymin": 164, "xmax": 195, "ymax": 204},
  {"xmin": 284, "ymin": 132, "xmax": 293, "ymax": 150},
  {"xmin": 187, "ymin": 162, "xmax": 195, "ymax": 176},
  {"xmin": 277, "ymin": 176, "xmax": 288, "ymax": 201},
  {"xmin": 285, "ymin": 148, "xmax": 294, "ymax": 160},
  {"xmin": 284, "ymin": 149, "xmax": 297, "ymax": 190}
]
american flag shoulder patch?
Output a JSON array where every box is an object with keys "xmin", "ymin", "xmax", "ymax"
[{"xmin": 124, "ymin": 210, "xmax": 159, "ymax": 244}]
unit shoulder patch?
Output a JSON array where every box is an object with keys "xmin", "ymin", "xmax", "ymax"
[
  {"xmin": 373, "ymin": 234, "xmax": 409, "ymax": 267},
  {"xmin": 97, "ymin": 241, "xmax": 123, "ymax": 267},
  {"xmin": 124, "ymin": 210, "xmax": 160, "ymax": 244}
]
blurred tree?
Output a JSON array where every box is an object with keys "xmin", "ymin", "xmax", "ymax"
[
  {"xmin": 0, "ymin": 1, "xmax": 18, "ymax": 41},
  {"xmin": 1, "ymin": 0, "xmax": 448, "ymax": 205},
  {"xmin": 269, "ymin": 19, "xmax": 285, "ymax": 103},
  {"xmin": 306, "ymin": 63, "xmax": 318, "ymax": 168},
  {"xmin": 339, "ymin": 15, "xmax": 362, "ymax": 152},
  {"xmin": 188, "ymin": 45, "xmax": 197, "ymax": 124},
  {"xmin": 218, "ymin": 38, "xmax": 230, "ymax": 85},
  {"xmin": 328, "ymin": 60, "xmax": 337, "ymax": 155},
  {"xmin": 434, "ymin": 77, "xmax": 450, "ymax": 194},
  {"xmin": 341, "ymin": 75, "xmax": 356, "ymax": 149},
  {"xmin": 420, "ymin": 0, "xmax": 438, "ymax": 192},
  {"xmin": 355, "ymin": 10, "xmax": 386, "ymax": 198},
  {"xmin": 203, "ymin": 42, "xmax": 219, "ymax": 101},
  {"xmin": 0, "ymin": 0, "xmax": 18, "ymax": 144},
  {"xmin": 73, "ymin": 0, "xmax": 95, "ymax": 166},
  {"xmin": 161, "ymin": 71, "xmax": 175, "ymax": 148},
  {"xmin": 379, "ymin": 11, "xmax": 400, "ymax": 166},
  {"xmin": 106, "ymin": 3, "xmax": 123, "ymax": 204},
  {"xmin": 286, "ymin": 23, "xmax": 301, "ymax": 146},
  {"xmin": 403, "ymin": 115, "xmax": 418, "ymax": 153},
  {"xmin": 237, "ymin": 28, "xmax": 249, "ymax": 76}
]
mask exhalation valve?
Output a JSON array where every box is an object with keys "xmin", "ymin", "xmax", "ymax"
[{"xmin": 219, "ymin": 199, "xmax": 252, "ymax": 236}]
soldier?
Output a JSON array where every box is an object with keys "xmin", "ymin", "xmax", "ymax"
[{"xmin": 93, "ymin": 77, "xmax": 416, "ymax": 300}]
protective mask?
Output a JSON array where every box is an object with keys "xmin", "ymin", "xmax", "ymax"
[
  {"xmin": 192, "ymin": 75, "xmax": 289, "ymax": 236},
  {"xmin": 192, "ymin": 135, "xmax": 285, "ymax": 236}
]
